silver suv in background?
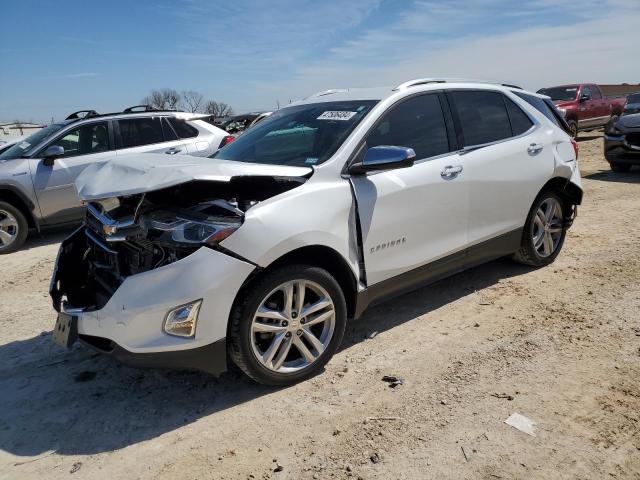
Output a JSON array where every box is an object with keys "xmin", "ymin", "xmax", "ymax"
[{"xmin": 0, "ymin": 106, "xmax": 232, "ymax": 253}]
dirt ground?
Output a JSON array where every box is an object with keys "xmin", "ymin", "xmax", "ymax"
[{"xmin": 1, "ymin": 133, "xmax": 639, "ymax": 480}]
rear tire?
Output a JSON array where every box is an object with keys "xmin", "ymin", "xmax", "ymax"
[
  {"xmin": 0, "ymin": 201, "xmax": 28, "ymax": 254},
  {"xmin": 610, "ymin": 163, "xmax": 631, "ymax": 173},
  {"xmin": 228, "ymin": 265, "xmax": 346, "ymax": 386},
  {"xmin": 513, "ymin": 192, "xmax": 567, "ymax": 267}
]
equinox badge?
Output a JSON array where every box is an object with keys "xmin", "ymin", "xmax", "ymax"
[{"xmin": 370, "ymin": 237, "xmax": 406, "ymax": 254}]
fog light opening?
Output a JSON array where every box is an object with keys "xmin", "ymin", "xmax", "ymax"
[{"xmin": 163, "ymin": 300, "xmax": 202, "ymax": 338}]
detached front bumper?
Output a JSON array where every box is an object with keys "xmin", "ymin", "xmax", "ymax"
[{"xmin": 50, "ymin": 228, "xmax": 255, "ymax": 375}]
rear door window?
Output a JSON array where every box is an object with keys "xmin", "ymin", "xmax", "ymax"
[
  {"xmin": 449, "ymin": 90, "xmax": 512, "ymax": 146},
  {"xmin": 366, "ymin": 93, "xmax": 450, "ymax": 159},
  {"xmin": 118, "ymin": 117, "xmax": 164, "ymax": 148}
]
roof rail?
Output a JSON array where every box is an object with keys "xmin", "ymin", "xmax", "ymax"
[
  {"xmin": 393, "ymin": 78, "xmax": 523, "ymax": 91},
  {"xmin": 66, "ymin": 110, "xmax": 99, "ymax": 120},
  {"xmin": 123, "ymin": 105, "xmax": 160, "ymax": 113},
  {"xmin": 393, "ymin": 78, "xmax": 449, "ymax": 90},
  {"xmin": 304, "ymin": 88, "xmax": 349, "ymax": 99}
]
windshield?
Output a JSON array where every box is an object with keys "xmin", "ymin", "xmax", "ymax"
[
  {"xmin": 537, "ymin": 86, "xmax": 579, "ymax": 102},
  {"xmin": 0, "ymin": 123, "xmax": 67, "ymax": 159},
  {"xmin": 627, "ymin": 93, "xmax": 640, "ymax": 104},
  {"xmin": 212, "ymin": 100, "xmax": 378, "ymax": 166}
]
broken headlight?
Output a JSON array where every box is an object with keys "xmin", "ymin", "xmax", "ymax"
[{"xmin": 145, "ymin": 212, "xmax": 239, "ymax": 246}]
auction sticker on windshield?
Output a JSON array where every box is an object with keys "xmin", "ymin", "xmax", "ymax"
[{"xmin": 317, "ymin": 111, "xmax": 357, "ymax": 121}]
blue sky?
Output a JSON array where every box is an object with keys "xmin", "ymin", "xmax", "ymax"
[{"xmin": 1, "ymin": 0, "xmax": 638, "ymax": 123}]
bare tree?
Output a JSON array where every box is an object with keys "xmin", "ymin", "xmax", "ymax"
[
  {"xmin": 163, "ymin": 89, "xmax": 181, "ymax": 110},
  {"xmin": 204, "ymin": 100, "xmax": 234, "ymax": 119},
  {"xmin": 141, "ymin": 89, "xmax": 182, "ymax": 110},
  {"xmin": 181, "ymin": 90, "xmax": 205, "ymax": 113},
  {"xmin": 141, "ymin": 90, "xmax": 166, "ymax": 109},
  {"xmin": 141, "ymin": 89, "xmax": 233, "ymax": 116}
]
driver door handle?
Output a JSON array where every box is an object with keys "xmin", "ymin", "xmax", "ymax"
[
  {"xmin": 527, "ymin": 143, "xmax": 544, "ymax": 155},
  {"xmin": 165, "ymin": 147, "xmax": 182, "ymax": 155},
  {"xmin": 441, "ymin": 165, "xmax": 463, "ymax": 179}
]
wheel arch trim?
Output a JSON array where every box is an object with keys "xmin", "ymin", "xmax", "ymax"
[
  {"xmin": 234, "ymin": 244, "xmax": 359, "ymax": 319},
  {"xmin": 0, "ymin": 186, "xmax": 39, "ymax": 229},
  {"xmin": 541, "ymin": 176, "xmax": 583, "ymax": 206}
]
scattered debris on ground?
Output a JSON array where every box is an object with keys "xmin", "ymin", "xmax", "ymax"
[
  {"xmin": 381, "ymin": 375, "xmax": 404, "ymax": 388},
  {"xmin": 491, "ymin": 392, "xmax": 514, "ymax": 401},
  {"xmin": 505, "ymin": 413, "xmax": 536, "ymax": 436}
]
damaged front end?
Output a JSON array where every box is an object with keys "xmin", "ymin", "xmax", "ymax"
[{"xmin": 50, "ymin": 175, "xmax": 307, "ymax": 313}]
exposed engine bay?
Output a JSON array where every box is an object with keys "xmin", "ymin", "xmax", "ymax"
[{"xmin": 51, "ymin": 176, "xmax": 307, "ymax": 312}]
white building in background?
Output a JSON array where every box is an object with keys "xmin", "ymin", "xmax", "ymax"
[{"xmin": 0, "ymin": 122, "xmax": 45, "ymax": 143}]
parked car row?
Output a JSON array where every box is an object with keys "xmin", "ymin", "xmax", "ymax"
[
  {"xmin": 47, "ymin": 78, "xmax": 583, "ymax": 386},
  {"xmin": 534, "ymin": 83, "xmax": 640, "ymax": 172},
  {"xmin": 0, "ymin": 106, "xmax": 232, "ymax": 253},
  {"xmin": 536, "ymin": 83, "xmax": 627, "ymax": 139}
]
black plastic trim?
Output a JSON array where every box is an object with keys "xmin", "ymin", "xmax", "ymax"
[
  {"xmin": 0, "ymin": 184, "xmax": 36, "ymax": 211},
  {"xmin": 0, "ymin": 185, "xmax": 39, "ymax": 230},
  {"xmin": 347, "ymin": 178, "xmax": 367, "ymax": 285},
  {"xmin": 80, "ymin": 335, "xmax": 228, "ymax": 376},
  {"xmin": 354, "ymin": 228, "xmax": 522, "ymax": 318}
]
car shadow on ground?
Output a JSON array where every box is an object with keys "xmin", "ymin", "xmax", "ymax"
[
  {"xmin": 576, "ymin": 134, "xmax": 602, "ymax": 142},
  {"xmin": 583, "ymin": 169, "xmax": 640, "ymax": 183},
  {"xmin": 0, "ymin": 257, "xmax": 532, "ymax": 459}
]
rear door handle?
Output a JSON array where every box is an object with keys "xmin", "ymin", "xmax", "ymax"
[
  {"xmin": 165, "ymin": 147, "xmax": 182, "ymax": 155},
  {"xmin": 441, "ymin": 165, "xmax": 463, "ymax": 179},
  {"xmin": 527, "ymin": 143, "xmax": 544, "ymax": 155}
]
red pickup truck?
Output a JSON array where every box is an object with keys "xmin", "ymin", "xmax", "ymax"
[{"xmin": 536, "ymin": 83, "xmax": 626, "ymax": 139}]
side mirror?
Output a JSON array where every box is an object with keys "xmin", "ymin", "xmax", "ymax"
[
  {"xmin": 42, "ymin": 145, "xmax": 64, "ymax": 166},
  {"xmin": 349, "ymin": 146, "xmax": 416, "ymax": 175},
  {"xmin": 580, "ymin": 93, "xmax": 590, "ymax": 102}
]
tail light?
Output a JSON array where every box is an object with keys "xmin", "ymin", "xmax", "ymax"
[
  {"xmin": 570, "ymin": 138, "xmax": 578, "ymax": 161},
  {"xmin": 218, "ymin": 135, "xmax": 235, "ymax": 149}
]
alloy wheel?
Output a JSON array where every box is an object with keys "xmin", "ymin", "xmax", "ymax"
[
  {"xmin": 0, "ymin": 209, "xmax": 19, "ymax": 250},
  {"xmin": 532, "ymin": 198, "xmax": 563, "ymax": 258},
  {"xmin": 250, "ymin": 279, "xmax": 336, "ymax": 373}
]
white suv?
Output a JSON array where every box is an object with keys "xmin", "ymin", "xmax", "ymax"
[{"xmin": 50, "ymin": 79, "xmax": 582, "ymax": 386}]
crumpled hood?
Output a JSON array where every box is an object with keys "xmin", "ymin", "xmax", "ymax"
[{"xmin": 75, "ymin": 153, "xmax": 313, "ymax": 200}]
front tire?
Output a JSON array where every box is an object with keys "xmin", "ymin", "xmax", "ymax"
[
  {"xmin": 228, "ymin": 265, "xmax": 347, "ymax": 386},
  {"xmin": 0, "ymin": 201, "xmax": 28, "ymax": 254},
  {"xmin": 513, "ymin": 192, "xmax": 567, "ymax": 267}
]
